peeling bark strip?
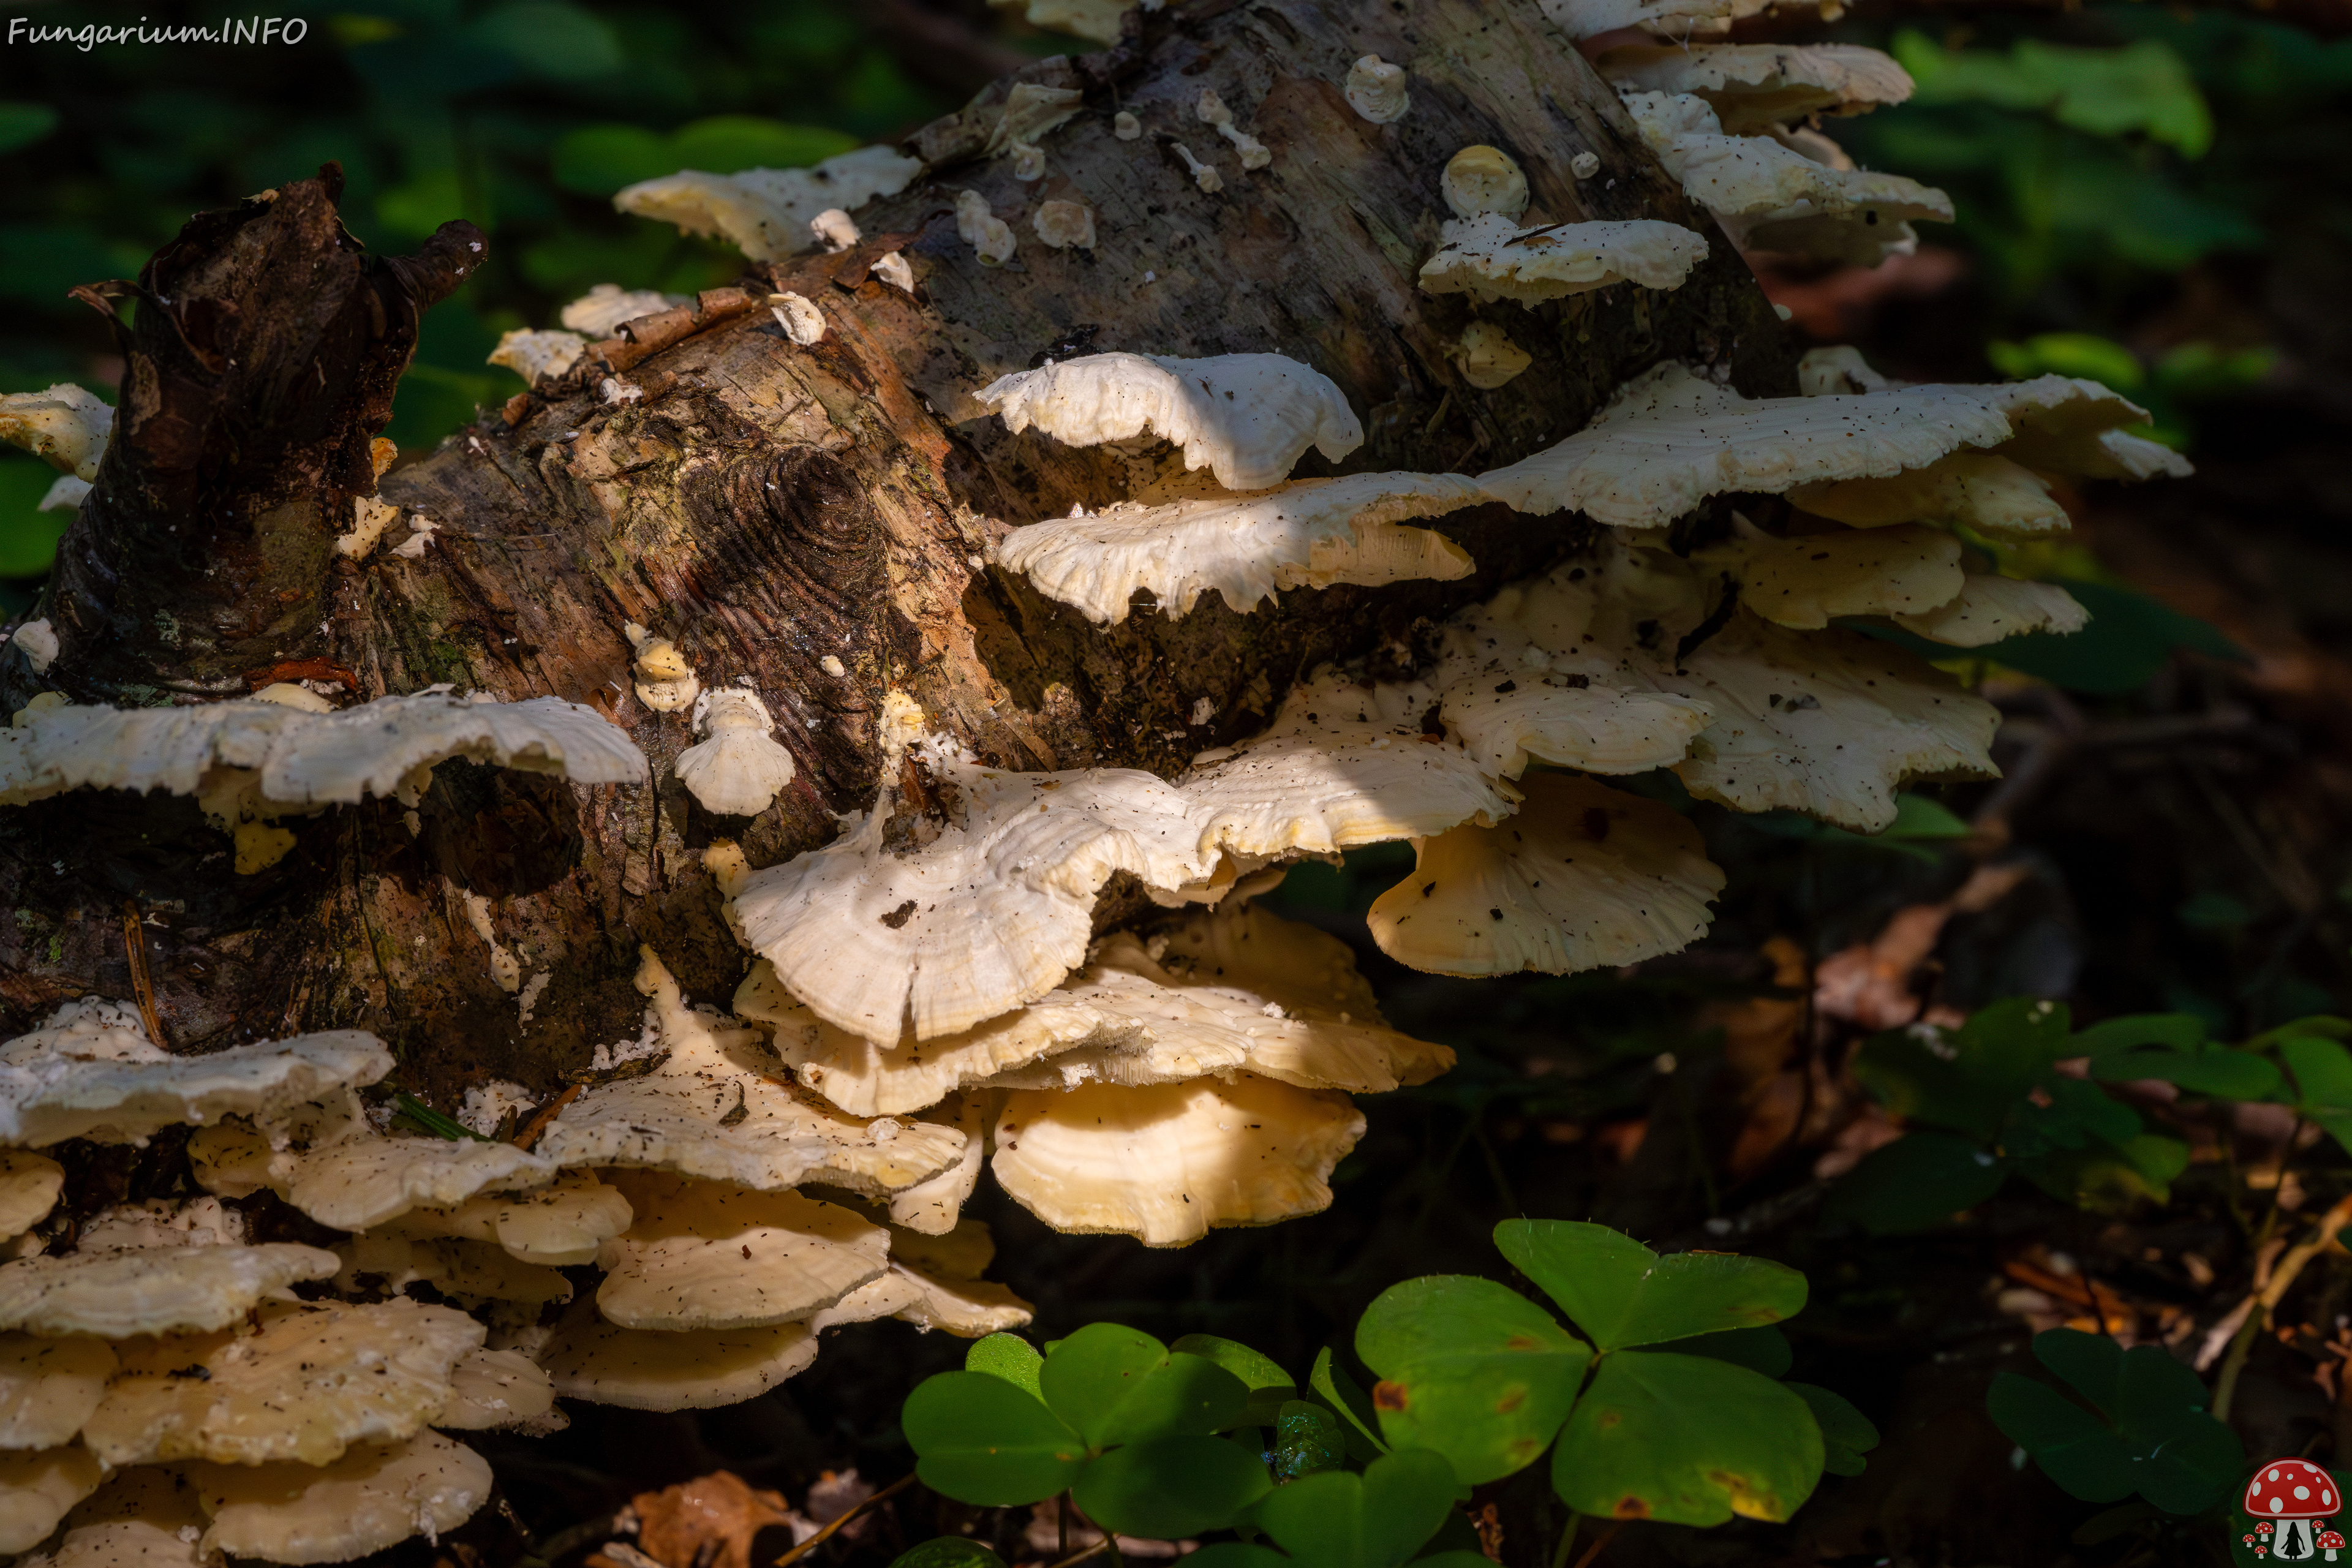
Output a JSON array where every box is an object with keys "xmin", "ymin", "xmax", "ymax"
[{"xmin": 0, "ymin": 1, "xmax": 1784, "ymax": 1103}]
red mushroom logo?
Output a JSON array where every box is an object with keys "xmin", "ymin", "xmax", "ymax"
[{"xmin": 2245, "ymin": 1460, "xmax": 2341, "ymax": 1561}]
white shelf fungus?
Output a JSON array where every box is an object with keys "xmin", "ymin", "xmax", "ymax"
[
  {"xmin": 956, "ymin": 190, "xmax": 1019, "ymax": 266},
  {"xmin": 487, "ymin": 329, "xmax": 587, "ymax": 385},
  {"xmin": 1345, "ymin": 55, "xmax": 1411, "ymax": 123},
  {"xmin": 1893, "ymin": 575, "xmax": 2090, "ymax": 647},
  {"xmin": 560, "ymin": 284, "xmax": 688, "ymax": 338},
  {"xmin": 1033, "ymin": 199, "xmax": 1098, "ymax": 251},
  {"xmin": 676, "ymin": 688, "xmax": 796, "ymax": 816},
  {"xmin": 771, "ymin": 292, "xmax": 826, "ymax": 347},
  {"xmin": 1180, "ymin": 671, "xmax": 1512, "ymax": 859},
  {"xmin": 1539, "ymin": 0, "xmax": 1842, "ymax": 43},
  {"xmin": 1368, "ymin": 772, "xmax": 1724, "ymax": 976},
  {"xmin": 437, "ymin": 1347, "xmax": 558, "ymax": 1430},
  {"xmin": 629, "ymin": 634, "xmax": 701, "ymax": 714},
  {"xmin": 731, "ymin": 737, "xmax": 1214, "ymax": 1044},
  {"xmin": 190, "ymin": 1430, "xmax": 494, "ymax": 1566},
  {"xmin": 1601, "ymin": 44, "xmax": 1912, "ymax": 134},
  {"xmin": 536, "ymin": 950, "xmax": 968, "ymax": 1189},
  {"xmin": 987, "ymin": 0, "xmax": 1147, "ymax": 43},
  {"xmin": 1790, "ymin": 451, "xmax": 2074, "ymax": 537},
  {"xmin": 0, "ymin": 1007, "xmax": 391, "ymax": 1148},
  {"xmin": 0, "ymin": 690, "xmax": 646, "ymax": 823},
  {"xmin": 538, "ymin": 1300, "xmax": 819, "ymax": 1411},
  {"xmin": 0, "ymin": 385, "xmax": 113, "ymax": 481},
  {"xmin": 992, "ymin": 1074, "xmax": 1364, "ymax": 1248},
  {"xmin": 0, "ymin": 1446, "xmax": 103, "ymax": 1555},
  {"xmin": 8, "ymin": 619, "xmax": 57, "ymax": 676},
  {"xmin": 1441, "ymin": 145, "xmax": 1530, "ymax": 221},
  {"xmin": 0, "ymin": 1335, "xmax": 113, "ymax": 1449},
  {"xmin": 12, "ymin": 1468, "xmax": 209, "ymax": 1568},
  {"xmin": 995, "ymin": 472, "xmax": 1486, "ymax": 624},
  {"xmin": 872, "ymin": 251, "xmax": 917, "ymax": 293},
  {"xmin": 886, "ymin": 1223, "xmax": 1037, "ymax": 1335},
  {"xmin": 83, "ymin": 1298, "xmax": 482, "ymax": 1467},
  {"xmin": 978, "ymin": 352, "xmax": 1365, "ymax": 492},
  {"xmin": 199, "ymin": 1122, "xmax": 557, "ymax": 1234},
  {"xmin": 377, "ymin": 1171, "xmax": 633, "ymax": 1268},
  {"xmin": 0, "ymin": 1241, "xmax": 339, "ymax": 1338},
  {"xmin": 594, "ymin": 1171, "xmax": 891, "ymax": 1330},
  {"xmin": 1457, "ymin": 323, "xmax": 1534, "ymax": 390},
  {"xmin": 886, "ymin": 1098, "xmax": 989, "ymax": 1235},
  {"xmin": 1420, "ymin": 215, "xmax": 1709, "ymax": 306},
  {"xmin": 810, "ymin": 207, "xmax": 861, "ymax": 253},
  {"xmin": 614, "ymin": 145, "xmax": 923, "ymax": 263},
  {"xmin": 0, "ymin": 1151, "xmax": 62, "ymax": 1237},
  {"xmin": 1698, "ymin": 523, "xmax": 1966, "ymax": 630},
  {"xmin": 1479, "ymin": 361, "xmax": 2191, "ymax": 532}
]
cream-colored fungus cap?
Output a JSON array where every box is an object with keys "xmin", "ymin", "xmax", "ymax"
[
  {"xmin": 0, "ymin": 1243, "xmax": 339, "ymax": 1337},
  {"xmin": 537, "ymin": 951, "xmax": 967, "ymax": 1190},
  {"xmin": 0, "ymin": 1335, "xmax": 113, "ymax": 1449},
  {"xmin": 1420, "ymin": 215, "xmax": 1708, "ymax": 306},
  {"xmin": 0, "ymin": 385, "xmax": 113, "ymax": 481},
  {"xmin": 537, "ymin": 1298, "xmax": 819, "ymax": 1410},
  {"xmin": 675, "ymin": 689, "xmax": 796, "ymax": 816},
  {"xmin": 1698, "ymin": 523, "xmax": 1967, "ymax": 630},
  {"xmin": 1540, "ymin": 0, "xmax": 1839, "ymax": 41},
  {"xmin": 1441, "ymin": 146, "xmax": 1529, "ymax": 221},
  {"xmin": 731, "ymin": 736, "xmax": 1213, "ymax": 1045},
  {"xmin": 1, "ymin": 1023, "xmax": 391, "ymax": 1149},
  {"xmin": 1790, "ymin": 451, "xmax": 2074, "ymax": 537},
  {"xmin": 977, "ymin": 352, "xmax": 1365, "ymax": 492},
  {"xmin": 81, "ymin": 1298, "xmax": 483, "ymax": 1467},
  {"xmin": 992, "ymin": 1074, "xmax": 1365, "ymax": 1247},
  {"xmin": 0, "ymin": 1445, "xmax": 103, "ymax": 1554},
  {"xmin": 1600, "ymin": 43, "xmax": 1912, "ymax": 134},
  {"xmin": 1345, "ymin": 55, "xmax": 1411, "ymax": 123},
  {"xmin": 594, "ymin": 1170, "xmax": 891, "ymax": 1330},
  {"xmin": 993, "ymin": 472, "xmax": 1487, "ymax": 624},
  {"xmin": 189, "ymin": 1430, "xmax": 494, "ymax": 1565},
  {"xmin": 13, "ymin": 1468, "xmax": 211, "ymax": 1568},
  {"xmin": 1369, "ymin": 772, "xmax": 1724, "ymax": 976},
  {"xmin": 433, "ymin": 1347, "xmax": 557, "ymax": 1430},
  {"xmin": 488, "ymin": 329, "xmax": 587, "ymax": 385},
  {"xmin": 559, "ymin": 284, "xmax": 686, "ymax": 337},
  {"xmin": 613, "ymin": 146, "xmax": 922, "ymax": 262},
  {"xmin": 1893, "ymin": 575, "xmax": 2090, "ymax": 646},
  {"xmin": 887, "ymin": 1095, "xmax": 991, "ymax": 1234},
  {"xmin": 0, "ymin": 1151, "xmax": 62, "ymax": 1237},
  {"xmin": 888, "ymin": 1223, "xmax": 1036, "ymax": 1336},
  {"xmin": 375, "ymin": 1170, "xmax": 635, "ymax": 1268},
  {"xmin": 1180, "ymin": 671, "xmax": 1512, "ymax": 859}
]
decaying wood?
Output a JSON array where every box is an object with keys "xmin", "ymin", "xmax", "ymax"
[{"xmin": 0, "ymin": 0, "xmax": 1791, "ymax": 1107}]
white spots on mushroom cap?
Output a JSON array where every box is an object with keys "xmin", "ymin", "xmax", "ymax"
[
  {"xmin": 487, "ymin": 328, "xmax": 586, "ymax": 385},
  {"xmin": 954, "ymin": 190, "xmax": 1018, "ymax": 266},
  {"xmin": 976, "ymin": 350, "xmax": 1364, "ymax": 492},
  {"xmin": 770, "ymin": 292, "xmax": 826, "ymax": 346},
  {"xmin": 1419, "ymin": 214, "xmax": 1709, "ymax": 306},
  {"xmin": 1441, "ymin": 145, "xmax": 1529, "ymax": 221},
  {"xmin": 994, "ymin": 471, "xmax": 1485, "ymax": 625},
  {"xmin": 1345, "ymin": 55, "xmax": 1411, "ymax": 123},
  {"xmin": 9, "ymin": 620, "xmax": 56, "ymax": 676},
  {"xmin": 675, "ymin": 687, "xmax": 796, "ymax": 818},
  {"xmin": 612, "ymin": 146, "xmax": 922, "ymax": 263}
]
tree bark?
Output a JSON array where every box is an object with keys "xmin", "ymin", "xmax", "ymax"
[{"xmin": 0, "ymin": 0, "xmax": 1792, "ymax": 1109}]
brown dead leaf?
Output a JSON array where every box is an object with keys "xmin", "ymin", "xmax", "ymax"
[{"xmin": 627, "ymin": 1471, "xmax": 812, "ymax": 1568}]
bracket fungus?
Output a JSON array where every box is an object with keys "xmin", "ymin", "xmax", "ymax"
[
  {"xmin": 0, "ymin": 385, "xmax": 113, "ymax": 482},
  {"xmin": 769, "ymin": 292, "xmax": 826, "ymax": 347},
  {"xmin": 560, "ymin": 284, "xmax": 687, "ymax": 337},
  {"xmin": 486, "ymin": 328, "xmax": 586, "ymax": 386},
  {"xmin": 189, "ymin": 1430, "xmax": 494, "ymax": 1566},
  {"xmin": 1420, "ymin": 214, "xmax": 1709, "ymax": 306},
  {"xmin": 0, "ymin": 1335, "xmax": 113, "ymax": 1450},
  {"xmin": 538, "ymin": 1300, "xmax": 819, "ymax": 1411},
  {"xmin": 1368, "ymin": 772, "xmax": 1725, "ymax": 976},
  {"xmin": 978, "ymin": 352, "xmax": 1365, "ymax": 492},
  {"xmin": 1697, "ymin": 522, "xmax": 1967, "ymax": 630},
  {"xmin": 1441, "ymin": 145, "xmax": 1531, "ymax": 221},
  {"xmin": 1893, "ymin": 575, "xmax": 2092, "ymax": 647},
  {"xmin": 0, "ymin": 1151, "xmax": 61, "ymax": 1238},
  {"xmin": 808, "ymin": 207, "xmax": 859, "ymax": 253},
  {"xmin": 994, "ymin": 472, "xmax": 1487, "ymax": 624},
  {"xmin": 627, "ymin": 631, "xmax": 701, "ymax": 714},
  {"xmin": 1033, "ymin": 198, "xmax": 1098, "ymax": 251},
  {"xmin": 1600, "ymin": 43, "xmax": 1913, "ymax": 134},
  {"xmin": 1346, "ymin": 55, "xmax": 1411, "ymax": 123},
  {"xmin": 593, "ymin": 1172, "xmax": 891, "ymax": 1331},
  {"xmin": 614, "ymin": 145, "xmax": 922, "ymax": 263},
  {"xmin": 1457, "ymin": 322, "xmax": 1534, "ymax": 390},
  {"xmin": 0, "ymin": 1446, "xmax": 104, "ymax": 1554},
  {"xmin": 674, "ymin": 688, "xmax": 796, "ymax": 817},
  {"xmin": 954, "ymin": 190, "xmax": 1019, "ymax": 266},
  {"xmin": 992, "ymin": 1074, "xmax": 1366, "ymax": 1247}
]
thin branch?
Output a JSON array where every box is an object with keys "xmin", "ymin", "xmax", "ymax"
[
  {"xmin": 120, "ymin": 899, "xmax": 165, "ymax": 1048},
  {"xmin": 1574, "ymin": 1520, "xmax": 1627, "ymax": 1568},
  {"xmin": 772, "ymin": 1472, "xmax": 914, "ymax": 1567},
  {"xmin": 2214, "ymin": 1191, "xmax": 2352, "ymax": 1421}
]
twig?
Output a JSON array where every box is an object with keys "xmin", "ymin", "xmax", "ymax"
[
  {"xmin": 513, "ymin": 1084, "xmax": 582, "ymax": 1151},
  {"xmin": 2214, "ymin": 1192, "xmax": 2352, "ymax": 1420},
  {"xmin": 1574, "ymin": 1520, "xmax": 1627, "ymax": 1568},
  {"xmin": 772, "ymin": 1472, "xmax": 914, "ymax": 1567},
  {"xmin": 1046, "ymin": 1542, "xmax": 1114, "ymax": 1568},
  {"xmin": 120, "ymin": 899, "xmax": 166, "ymax": 1048}
]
